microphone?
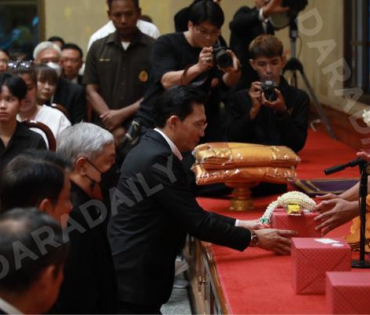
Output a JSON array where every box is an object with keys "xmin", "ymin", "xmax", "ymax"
[{"xmin": 324, "ymin": 158, "xmax": 367, "ymax": 175}]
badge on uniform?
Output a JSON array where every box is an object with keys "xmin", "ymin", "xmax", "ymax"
[{"xmin": 139, "ymin": 71, "xmax": 148, "ymax": 83}]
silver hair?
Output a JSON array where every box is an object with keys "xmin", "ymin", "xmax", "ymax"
[
  {"xmin": 56, "ymin": 123, "xmax": 114, "ymax": 164},
  {"xmin": 33, "ymin": 41, "xmax": 62, "ymax": 60}
]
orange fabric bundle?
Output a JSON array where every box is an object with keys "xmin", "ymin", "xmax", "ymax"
[
  {"xmin": 193, "ymin": 142, "xmax": 300, "ymax": 170},
  {"xmin": 344, "ymin": 194, "xmax": 370, "ymax": 252},
  {"xmin": 192, "ymin": 164, "xmax": 297, "ymax": 185}
]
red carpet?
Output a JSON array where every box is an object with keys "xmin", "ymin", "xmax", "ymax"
[{"xmin": 196, "ymin": 130, "xmax": 367, "ymax": 314}]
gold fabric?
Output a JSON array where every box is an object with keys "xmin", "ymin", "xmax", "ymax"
[
  {"xmin": 192, "ymin": 164, "xmax": 297, "ymax": 185},
  {"xmin": 193, "ymin": 142, "xmax": 300, "ymax": 170}
]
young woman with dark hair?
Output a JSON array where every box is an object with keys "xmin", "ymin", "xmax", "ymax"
[
  {"xmin": 12, "ymin": 65, "xmax": 71, "ymax": 144},
  {"xmin": 0, "ymin": 73, "xmax": 46, "ymax": 170}
]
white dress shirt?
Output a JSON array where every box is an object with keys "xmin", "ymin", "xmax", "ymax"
[
  {"xmin": 154, "ymin": 128, "xmax": 182, "ymax": 161},
  {"xmin": 87, "ymin": 19, "xmax": 160, "ymax": 51}
]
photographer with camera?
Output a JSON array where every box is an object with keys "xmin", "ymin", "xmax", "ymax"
[
  {"xmin": 226, "ymin": 34, "xmax": 309, "ymax": 153},
  {"xmin": 130, "ymin": 0, "xmax": 240, "ymax": 146},
  {"xmin": 225, "ymin": 35, "xmax": 309, "ymax": 196},
  {"xmin": 229, "ymin": 0, "xmax": 290, "ymax": 90}
]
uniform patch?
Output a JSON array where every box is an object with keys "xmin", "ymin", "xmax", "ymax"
[{"xmin": 139, "ymin": 71, "xmax": 148, "ymax": 83}]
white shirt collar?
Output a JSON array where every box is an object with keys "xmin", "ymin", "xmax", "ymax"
[
  {"xmin": 154, "ymin": 128, "xmax": 183, "ymax": 161},
  {"xmin": 0, "ymin": 297, "xmax": 23, "ymax": 314}
]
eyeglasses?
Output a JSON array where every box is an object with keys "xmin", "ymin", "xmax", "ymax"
[
  {"xmin": 7, "ymin": 60, "xmax": 34, "ymax": 69},
  {"xmin": 193, "ymin": 121, "xmax": 208, "ymax": 131},
  {"xmin": 194, "ymin": 26, "xmax": 221, "ymax": 38}
]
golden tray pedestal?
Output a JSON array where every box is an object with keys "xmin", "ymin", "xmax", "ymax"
[{"xmin": 226, "ymin": 182, "xmax": 259, "ymax": 211}]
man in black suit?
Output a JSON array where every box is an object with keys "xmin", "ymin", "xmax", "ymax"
[
  {"xmin": 52, "ymin": 76, "xmax": 87, "ymax": 123},
  {"xmin": 108, "ymin": 85, "xmax": 296, "ymax": 314},
  {"xmin": 33, "ymin": 41, "xmax": 87, "ymax": 124},
  {"xmin": 0, "ymin": 208, "xmax": 69, "ymax": 314},
  {"xmin": 61, "ymin": 43, "xmax": 84, "ymax": 85},
  {"xmin": 229, "ymin": 0, "xmax": 288, "ymax": 89}
]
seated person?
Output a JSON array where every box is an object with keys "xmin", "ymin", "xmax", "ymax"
[
  {"xmin": 33, "ymin": 41, "xmax": 87, "ymax": 124},
  {"xmin": 0, "ymin": 73, "xmax": 46, "ymax": 171},
  {"xmin": 13, "ymin": 64, "xmax": 71, "ymax": 143},
  {"xmin": 315, "ymin": 150, "xmax": 370, "ymax": 235},
  {"xmin": 226, "ymin": 34, "xmax": 309, "ymax": 154},
  {"xmin": 0, "ymin": 150, "xmax": 72, "ymax": 225},
  {"xmin": 0, "ymin": 208, "xmax": 69, "ymax": 314},
  {"xmin": 0, "ymin": 49, "xmax": 10, "ymax": 74},
  {"xmin": 52, "ymin": 123, "xmax": 117, "ymax": 314},
  {"xmin": 34, "ymin": 63, "xmax": 58, "ymax": 106},
  {"xmin": 61, "ymin": 43, "xmax": 84, "ymax": 85}
]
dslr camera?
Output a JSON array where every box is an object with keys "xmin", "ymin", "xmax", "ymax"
[
  {"xmin": 261, "ymin": 80, "xmax": 279, "ymax": 102},
  {"xmin": 213, "ymin": 41, "xmax": 233, "ymax": 68}
]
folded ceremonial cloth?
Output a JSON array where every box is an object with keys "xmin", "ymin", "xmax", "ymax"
[
  {"xmin": 192, "ymin": 142, "xmax": 300, "ymax": 170},
  {"xmin": 271, "ymin": 211, "xmax": 321, "ymax": 237},
  {"xmin": 326, "ymin": 272, "xmax": 370, "ymax": 314},
  {"xmin": 192, "ymin": 164, "xmax": 297, "ymax": 185},
  {"xmin": 291, "ymin": 238, "xmax": 351, "ymax": 295}
]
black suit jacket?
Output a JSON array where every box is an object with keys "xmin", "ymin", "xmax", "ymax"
[
  {"xmin": 108, "ymin": 130, "xmax": 251, "ymax": 307},
  {"xmin": 53, "ymin": 77, "xmax": 87, "ymax": 124},
  {"xmin": 51, "ymin": 182, "xmax": 117, "ymax": 314},
  {"xmin": 229, "ymin": 6, "xmax": 275, "ymax": 89}
]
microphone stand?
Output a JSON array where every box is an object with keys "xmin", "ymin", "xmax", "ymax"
[{"xmin": 324, "ymin": 158, "xmax": 370, "ymax": 268}]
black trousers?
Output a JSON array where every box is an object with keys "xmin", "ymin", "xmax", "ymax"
[{"xmin": 116, "ymin": 300, "xmax": 162, "ymax": 315}]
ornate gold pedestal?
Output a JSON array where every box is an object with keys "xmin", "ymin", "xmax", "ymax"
[{"xmin": 226, "ymin": 182, "xmax": 258, "ymax": 211}]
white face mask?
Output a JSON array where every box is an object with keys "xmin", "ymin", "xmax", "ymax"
[{"xmin": 46, "ymin": 62, "xmax": 62, "ymax": 77}]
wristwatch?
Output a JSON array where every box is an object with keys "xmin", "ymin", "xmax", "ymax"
[{"xmin": 249, "ymin": 230, "xmax": 259, "ymax": 247}]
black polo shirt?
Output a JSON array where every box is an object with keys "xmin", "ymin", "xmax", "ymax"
[
  {"xmin": 136, "ymin": 32, "xmax": 227, "ymax": 142},
  {"xmin": 83, "ymin": 29, "xmax": 155, "ymax": 111},
  {"xmin": 0, "ymin": 122, "xmax": 47, "ymax": 171}
]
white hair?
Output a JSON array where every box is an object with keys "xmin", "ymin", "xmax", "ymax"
[
  {"xmin": 33, "ymin": 41, "xmax": 62, "ymax": 60},
  {"xmin": 56, "ymin": 123, "xmax": 114, "ymax": 164}
]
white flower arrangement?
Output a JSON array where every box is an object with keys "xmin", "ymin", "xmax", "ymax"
[{"xmin": 362, "ymin": 109, "xmax": 370, "ymax": 127}]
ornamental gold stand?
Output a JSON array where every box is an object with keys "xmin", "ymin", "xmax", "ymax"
[{"xmin": 226, "ymin": 182, "xmax": 259, "ymax": 211}]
